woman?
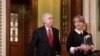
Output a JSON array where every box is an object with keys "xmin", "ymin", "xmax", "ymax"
[{"xmin": 66, "ymin": 15, "xmax": 94, "ymax": 56}]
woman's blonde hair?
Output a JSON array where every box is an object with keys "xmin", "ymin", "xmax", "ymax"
[{"xmin": 73, "ymin": 15, "xmax": 85, "ymax": 23}]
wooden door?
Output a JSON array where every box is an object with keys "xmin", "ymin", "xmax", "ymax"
[
  {"xmin": 60, "ymin": 0, "xmax": 83, "ymax": 56},
  {"xmin": 6, "ymin": 0, "xmax": 38, "ymax": 56}
]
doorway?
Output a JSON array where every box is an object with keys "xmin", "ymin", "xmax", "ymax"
[
  {"xmin": 6, "ymin": 0, "xmax": 38, "ymax": 56},
  {"xmin": 6, "ymin": 0, "xmax": 83, "ymax": 56}
]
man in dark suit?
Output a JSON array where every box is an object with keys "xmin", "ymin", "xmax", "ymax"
[{"xmin": 28, "ymin": 13, "xmax": 61, "ymax": 56}]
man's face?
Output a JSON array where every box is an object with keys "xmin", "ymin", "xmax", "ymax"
[{"xmin": 43, "ymin": 14, "xmax": 54, "ymax": 27}]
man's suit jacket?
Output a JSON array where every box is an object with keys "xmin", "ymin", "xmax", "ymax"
[
  {"xmin": 28, "ymin": 26, "xmax": 61, "ymax": 56},
  {"xmin": 67, "ymin": 30, "xmax": 93, "ymax": 56}
]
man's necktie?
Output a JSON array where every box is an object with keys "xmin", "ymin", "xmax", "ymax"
[{"xmin": 48, "ymin": 29, "xmax": 53, "ymax": 47}]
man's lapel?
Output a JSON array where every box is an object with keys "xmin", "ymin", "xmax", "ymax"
[
  {"xmin": 51, "ymin": 28, "xmax": 55, "ymax": 47},
  {"xmin": 42, "ymin": 26, "xmax": 50, "ymax": 46}
]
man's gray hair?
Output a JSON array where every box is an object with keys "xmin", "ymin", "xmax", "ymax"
[{"xmin": 42, "ymin": 12, "xmax": 53, "ymax": 20}]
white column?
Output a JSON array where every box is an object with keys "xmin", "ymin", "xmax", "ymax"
[
  {"xmin": 95, "ymin": 0, "xmax": 100, "ymax": 50},
  {"xmin": 83, "ymin": 0, "xmax": 97, "ymax": 50},
  {"xmin": 83, "ymin": 0, "xmax": 90, "ymax": 24},
  {"xmin": 90, "ymin": 0, "xmax": 97, "ymax": 50},
  {"xmin": 1, "ymin": 0, "xmax": 6, "ymax": 56}
]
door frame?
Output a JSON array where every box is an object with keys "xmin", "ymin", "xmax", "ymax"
[
  {"xmin": 6, "ymin": 0, "xmax": 10, "ymax": 55},
  {"xmin": 6, "ymin": 0, "xmax": 38, "ymax": 56}
]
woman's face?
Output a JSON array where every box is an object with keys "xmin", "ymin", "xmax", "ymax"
[{"xmin": 74, "ymin": 18, "xmax": 84, "ymax": 30}]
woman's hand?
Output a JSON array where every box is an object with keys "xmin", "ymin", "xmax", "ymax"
[
  {"xmin": 80, "ymin": 44, "xmax": 92, "ymax": 52},
  {"xmin": 74, "ymin": 47, "xmax": 79, "ymax": 51},
  {"xmin": 74, "ymin": 46, "xmax": 81, "ymax": 52}
]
